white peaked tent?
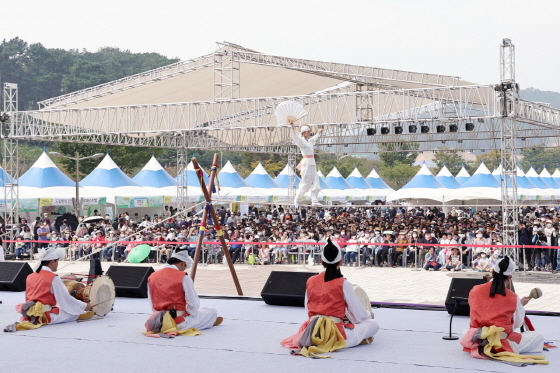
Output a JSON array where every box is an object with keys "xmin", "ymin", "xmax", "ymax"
[
  {"xmin": 346, "ymin": 168, "xmax": 386, "ymax": 200},
  {"xmin": 492, "ymin": 165, "xmax": 502, "ymax": 181},
  {"xmin": 80, "ymin": 154, "xmax": 149, "ymax": 203},
  {"xmin": 446, "ymin": 162, "xmax": 501, "ymax": 201},
  {"xmin": 133, "ymin": 156, "xmax": 179, "ymax": 198},
  {"xmin": 436, "ymin": 166, "xmax": 461, "ymax": 189},
  {"xmin": 216, "ymin": 161, "xmax": 259, "ymax": 199},
  {"xmin": 244, "ymin": 163, "xmax": 286, "ymax": 197},
  {"xmin": 526, "ymin": 167, "xmax": 559, "ymax": 197},
  {"xmin": 18, "ymin": 152, "xmax": 83, "ymax": 199},
  {"xmin": 387, "ymin": 165, "xmax": 446, "ymax": 202},
  {"xmin": 539, "ymin": 168, "xmax": 560, "ymax": 190},
  {"xmin": 274, "ymin": 164, "xmax": 300, "ymax": 188},
  {"xmin": 317, "ymin": 170, "xmax": 325, "ymax": 178},
  {"xmin": 0, "ymin": 166, "xmax": 12, "ymax": 187},
  {"xmin": 515, "ymin": 167, "xmax": 543, "ymax": 198},
  {"xmin": 364, "ymin": 168, "xmax": 394, "ymax": 197},
  {"xmin": 455, "ymin": 166, "xmax": 471, "ymax": 185},
  {"xmin": 553, "ymin": 169, "xmax": 560, "ymax": 181},
  {"xmin": 318, "ymin": 167, "xmax": 361, "ymax": 200}
]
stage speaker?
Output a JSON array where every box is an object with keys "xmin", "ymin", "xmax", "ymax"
[
  {"xmin": 0, "ymin": 262, "xmax": 33, "ymax": 292},
  {"xmin": 106, "ymin": 266, "xmax": 154, "ymax": 298},
  {"xmin": 445, "ymin": 277, "xmax": 486, "ymax": 316},
  {"xmin": 261, "ymin": 271, "xmax": 318, "ymax": 307}
]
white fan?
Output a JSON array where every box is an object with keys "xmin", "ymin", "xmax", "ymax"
[{"xmin": 274, "ymin": 101, "xmax": 307, "ymax": 125}]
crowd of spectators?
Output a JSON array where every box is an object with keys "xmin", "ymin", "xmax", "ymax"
[{"xmin": 6, "ymin": 204, "xmax": 560, "ymax": 273}]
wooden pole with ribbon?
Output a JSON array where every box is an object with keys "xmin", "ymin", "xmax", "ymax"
[{"xmin": 190, "ymin": 155, "xmax": 243, "ymax": 295}]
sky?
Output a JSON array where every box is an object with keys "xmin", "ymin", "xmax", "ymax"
[{"xmin": 5, "ymin": 0, "xmax": 560, "ymax": 91}]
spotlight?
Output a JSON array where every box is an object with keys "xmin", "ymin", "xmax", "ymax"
[
  {"xmin": 449, "ymin": 124, "xmax": 458, "ymax": 132},
  {"xmin": 0, "ymin": 113, "xmax": 9, "ymax": 123},
  {"xmin": 436, "ymin": 125, "xmax": 445, "ymax": 133},
  {"xmin": 408, "ymin": 125, "xmax": 417, "ymax": 133},
  {"xmin": 420, "ymin": 125, "xmax": 429, "ymax": 133},
  {"xmin": 366, "ymin": 128, "xmax": 376, "ymax": 136},
  {"xmin": 465, "ymin": 123, "xmax": 474, "ymax": 131},
  {"xmin": 394, "ymin": 126, "xmax": 403, "ymax": 134},
  {"xmin": 380, "ymin": 127, "xmax": 390, "ymax": 135}
]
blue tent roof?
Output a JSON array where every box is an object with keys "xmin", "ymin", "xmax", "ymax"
[
  {"xmin": 274, "ymin": 164, "xmax": 301, "ymax": 188},
  {"xmin": 218, "ymin": 161, "xmax": 250, "ymax": 188},
  {"xmin": 0, "ymin": 166, "xmax": 13, "ymax": 187},
  {"xmin": 525, "ymin": 167, "xmax": 553, "ymax": 190},
  {"xmin": 133, "ymin": 156, "xmax": 177, "ymax": 188},
  {"xmin": 324, "ymin": 167, "xmax": 353, "ymax": 190},
  {"xmin": 176, "ymin": 161, "xmax": 210, "ymax": 187},
  {"xmin": 515, "ymin": 167, "xmax": 539, "ymax": 190},
  {"xmin": 459, "ymin": 162, "xmax": 500, "ymax": 189},
  {"xmin": 400, "ymin": 165, "xmax": 445, "ymax": 189},
  {"xmin": 346, "ymin": 168, "xmax": 372, "ymax": 189},
  {"xmin": 365, "ymin": 168, "xmax": 392, "ymax": 190},
  {"xmin": 539, "ymin": 168, "xmax": 560, "ymax": 189},
  {"xmin": 245, "ymin": 163, "xmax": 282, "ymax": 189},
  {"xmin": 436, "ymin": 166, "xmax": 461, "ymax": 189},
  {"xmin": 454, "ymin": 166, "xmax": 471, "ymax": 185},
  {"xmin": 80, "ymin": 154, "xmax": 141, "ymax": 188},
  {"xmin": 18, "ymin": 152, "xmax": 75, "ymax": 188}
]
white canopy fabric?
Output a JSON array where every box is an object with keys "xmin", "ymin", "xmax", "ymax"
[{"xmin": 387, "ymin": 165, "xmax": 447, "ymax": 202}]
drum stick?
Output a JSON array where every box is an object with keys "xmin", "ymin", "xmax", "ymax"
[{"xmin": 89, "ymin": 297, "xmax": 116, "ymax": 308}]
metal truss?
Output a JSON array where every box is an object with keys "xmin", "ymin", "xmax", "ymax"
[
  {"xmin": 15, "ymin": 85, "xmax": 499, "ymax": 137},
  {"xmin": 214, "ymin": 43, "xmax": 240, "ymax": 100},
  {"xmin": 176, "ymin": 145, "xmax": 188, "ymax": 212},
  {"xmin": 2, "ymin": 83, "xmax": 19, "ymax": 252},
  {"xmin": 227, "ymin": 45, "xmax": 463, "ymax": 88},
  {"xmin": 287, "ymin": 148, "xmax": 297, "ymax": 203},
  {"xmin": 37, "ymin": 53, "xmax": 216, "ymax": 109},
  {"xmin": 499, "ymin": 39, "xmax": 519, "ymax": 252}
]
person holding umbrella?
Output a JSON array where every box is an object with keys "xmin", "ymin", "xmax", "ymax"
[{"xmin": 144, "ymin": 249, "xmax": 222, "ymax": 336}]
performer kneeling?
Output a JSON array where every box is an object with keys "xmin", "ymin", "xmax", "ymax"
[
  {"xmin": 461, "ymin": 256, "xmax": 547, "ymax": 365},
  {"xmin": 145, "ymin": 249, "xmax": 222, "ymax": 337},
  {"xmin": 281, "ymin": 240, "xmax": 379, "ymax": 357},
  {"xmin": 4, "ymin": 248, "xmax": 94, "ymax": 332}
]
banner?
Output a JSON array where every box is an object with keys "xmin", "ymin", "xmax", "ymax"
[
  {"xmin": 81, "ymin": 197, "xmax": 107, "ymax": 205},
  {"xmin": 39, "ymin": 198, "xmax": 73, "ymax": 207},
  {"xmin": 247, "ymin": 195, "xmax": 269, "ymax": 203},
  {"xmin": 0, "ymin": 199, "xmax": 39, "ymax": 212},
  {"xmin": 268, "ymin": 196, "xmax": 290, "ymax": 202},
  {"xmin": 146, "ymin": 196, "xmax": 163, "ymax": 207}
]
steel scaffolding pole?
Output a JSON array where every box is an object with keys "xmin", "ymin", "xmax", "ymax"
[
  {"xmin": 287, "ymin": 147, "xmax": 297, "ymax": 205},
  {"xmin": 499, "ymin": 39, "xmax": 519, "ymax": 258},
  {"xmin": 214, "ymin": 43, "xmax": 240, "ymax": 101},
  {"xmin": 177, "ymin": 142, "xmax": 189, "ymax": 214},
  {"xmin": 2, "ymin": 83, "xmax": 20, "ymax": 254}
]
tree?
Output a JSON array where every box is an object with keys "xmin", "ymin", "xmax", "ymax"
[
  {"xmin": 55, "ymin": 143, "xmax": 164, "ymax": 178},
  {"xmin": 380, "ymin": 163, "xmax": 420, "ymax": 190},
  {"xmin": 520, "ymin": 146, "xmax": 560, "ymax": 173},
  {"xmin": 379, "ymin": 143, "xmax": 419, "ymax": 168},
  {"xmin": 432, "ymin": 148, "xmax": 465, "ymax": 175},
  {"xmin": 467, "ymin": 150, "xmax": 502, "ymax": 174}
]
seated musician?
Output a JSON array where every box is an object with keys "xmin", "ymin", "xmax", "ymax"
[
  {"xmin": 4, "ymin": 248, "xmax": 94, "ymax": 332},
  {"xmin": 145, "ymin": 249, "xmax": 222, "ymax": 336},
  {"xmin": 281, "ymin": 240, "xmax": 379, "ymax": 357},
  {"xmin": 461, "ymin": 256, "xmax": 545, "ymax": 361}
]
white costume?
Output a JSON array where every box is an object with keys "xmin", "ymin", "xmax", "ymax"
[
  {"xmin": 291, "ymin": 126, "xmax": 321, "ymax": 205},
  {"xmin": 147, "ymin": 252, "xmax": 217, "ymax": 331},
  {"xmin": 509, "ymin": 297, "xmax": 544, "ymax": 354},
  {"xmin": 39, "ymin": 267, "xmax": 90, "ymax": 324},
  {"xmin": 305, "ymin": 279, "xmax": 380, "ymax": 347}
]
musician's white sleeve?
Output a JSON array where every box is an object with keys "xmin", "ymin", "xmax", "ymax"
[
  {"xmin": 183, "ymin": 275, "xmax": 200, "ymax": 316},
  {"xmin": 513, "ymin": 296, "xmax": 525, "ymax": 330},
  {"xmin": 51, "ymin": 275, "xmax": 88, "ymax": 316},
  {"xmin": 343, "ymin": 280, "xmax": 371, "ymax": 323}
]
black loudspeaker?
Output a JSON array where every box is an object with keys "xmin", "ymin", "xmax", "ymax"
[
  {"xmin": 88, "ymin": 259, "xmax": 103, "ymax": 284},
  {"xmin": 106, "ymin": 266, "xmax": 154, "ymax": 298},
  {"xmin": 445, "ymin": 278, "xmax": 486, "ymax": 316},
  {"xmin": 261, "ymin": 271, "xmax": 318, "ymax": 307},
  {"xmin": 0, "ymin": 262, "xmax": 33, "ymax": 292}
]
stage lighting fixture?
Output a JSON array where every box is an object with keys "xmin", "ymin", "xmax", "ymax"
[
  {"xmin": 394, "ymin": 126, "xmax": 403, "ymax": 134},
  {"xmin": 408, "ymin": 125, "xmax": 417, "ymax": 133},
  {"xmin": 449, "ymin": 124, "xmax": 458, "ymax": 132},
  {"xmin": 366, "ymin": 128, "xmax": 376, "ymax": 136},
  {"xmin": 381, "ymin": 127, "xmax": 390, "ymax": 135},
  {"xmin": 465, "ymin": 123, "xmax": 474, "ymax": 131},
  {"xmin": 436, "ymin": 125, "xmax": 445, "ymax": 133},
  {"xmin": 420, "ymin": 125, "xmax": 429, "ymax": 133}
]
